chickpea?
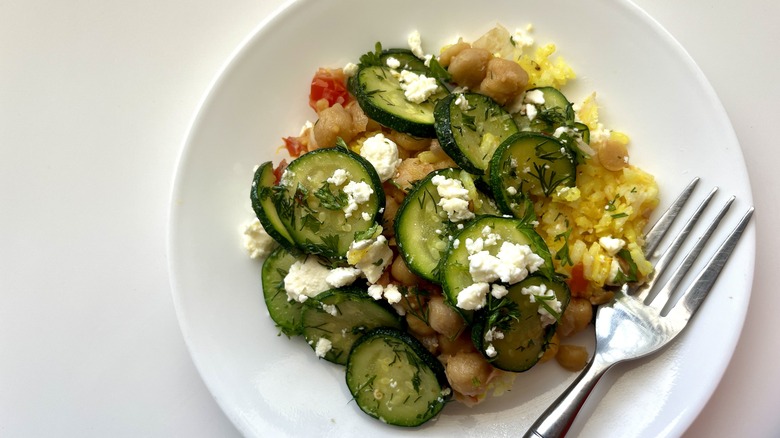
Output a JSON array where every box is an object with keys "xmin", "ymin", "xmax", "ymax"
[
  {"xmin": 345, "ymin": 101, "xmax": 369, "ymax": 137},
  {"xmin": 444, "ymin": 352, "xmax": 493, "ymax": 396},
  {"xmin": 438, "ymin": 331, "xmax": 474, "ymax": 356},
  {"xmin": 447, "ymin": 48, "xmax": 492, "ymax": 89},
  {"xmin": 390, "ymin": 254, "xmax": 418, "ymax": 286},
  {"xmin": 394, "ymin": 158, "xmax": 435, "ymax": 191},
  {"xmin": 478, "ymin": 57, "xmax": 529, "ymax": 105},
  {"xmin": 557, "ymin": 297, "xmax": 593, "ymax": 337},
  {"xmin": 598, "ymin": 139, "xmax": 629, "ymax": 171},
  {"xmin": 406, "ymin": 312, "xmax": 436, "ymax": 337},
  {"xmin": 438, "ymin": 41, "xmax": 471, "ymax": 67},
  {"xmin": 556, "ymin": 344, "xmax": 589, "ymax": 371},
  {"xmin": 312, "ymin": 103, "xmax": 354, "ymax": 149},
  {"xmin": 428, "ymin": 295, "xmax": 465, "ymax": 339},
  {"xmin": 386, "ymin": 131, "xmax": 431, "ymax": 152}
]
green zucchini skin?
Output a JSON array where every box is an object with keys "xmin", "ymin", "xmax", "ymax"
[
  {"xmin": 260, "ymin": 246, "xmax": 305, "ymax": 336},
  {"xmin": 349, "ymin": 64, "xmax": 449, "ymax": 138},
  {"xmin": 379, "ymin": 48, "xmax": 429, "ymax": 73},
  {"xmin": 250, "ymin": 161, "xmax": 297, "ymax": 249},
  {"xmin": 301, "ymin": 287, "xmax": 402, "ymax": 365},
  {"xmin": 394, "ymin": 168, "xmax": 496, "ymax": 283},
  {"xmin": 345, "ymin": 327, "xmax": 451, "ymax": 427},
  {"xmin": 275, "ymin": 146, "xmax": 384, "ymax": 259},
  {"xmin": 434, "ymin": 92, "xmax": 519, "ymax": 175},
  {"xmin": 471, "ymin": 275, "xmax": 571, "ymax": 372},
  {"xmin": 489, "ymin": 132, "xmax": 576, "ymax": 217}
]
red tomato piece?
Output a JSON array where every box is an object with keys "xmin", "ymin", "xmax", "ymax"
[
  {"xmin": 282, "ymin": 136, "xmax": 305, "ymax": 158},
  {"xmin": 272, "ymin": 159, "xmax": 288, "ymax": 185},
  {"xmin": 309, "ymin": 68, "xmax": 350, "ymax": 110},
  {"xmin": 568, "ymin": 263, "xmax": 588, "ymax": 296}
]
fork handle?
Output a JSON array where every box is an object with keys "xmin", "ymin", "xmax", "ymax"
[{"xmin": 523, "ymin": 355, "xmax": 613, "ymax": 438}]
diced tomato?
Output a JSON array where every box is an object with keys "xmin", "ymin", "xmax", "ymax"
[
  {"xmin": 309, "ymin": 68, "xmax": 350, "ymax": 110},
  {"xmin": 272, "ymin": 159, "xmax": 288, "ymax": 184},
  {"xmin": 568, "ymin": 263, "xmax": 589, "ymax": 296},
  {"xmin": 282, "ymin": 136, "xmax": 305, "ymax": 158}
]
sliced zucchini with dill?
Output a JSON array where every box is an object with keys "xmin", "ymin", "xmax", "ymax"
[
  {"xmin": 349, "ymin": 64, "xmax": 448, "ymax": 137},
  {"xmin": 514, "ymin": 86, "xmax": 575, "ymax": 133},
  {"xmin": 394, "ymin": 168, "xmax": 496, "ymax": 283},
  {"xmin": 261, "ymin": 246, "xmax": 305, "ymax": 336},
  {"xmin": 471, "ymin": 275, "xmax": 570, "ymax": 372},
  {"xmin": 489, "ymin": 132, "xmax": 576, "ymax": 216},
  {"xmin": 440, "ymin": 215, "xmax": 554, "ymax": 321},
  {"xmin": 345, "ymin": 327, "xmax": 451, "ymax": 427},
  {"xmin": 301, "ymin": 287, "xmax": 402, "ymax": 365},
  {"xmin": 434, "ymin": 92, "xmax": 519, "ymax": 175},
  {"xmin": 274, "ymin": 146, "xmax": 384, "ymax": 259},
  {"xmin": 379, "ymin": 48, "xmax": 429, "ymax": 72},
  {"xmin": 250, "ymin": 161, "xmax": 296, "ymax": 249}
]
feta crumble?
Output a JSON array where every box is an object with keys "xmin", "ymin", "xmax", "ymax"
[
  {"xmin": 327, "ymin": 168, "xmax": 349, "ymax": 186},
  {"xmin": 598, "ymin": 236, "xmax": 626, "ymax": 256},
  {"xmin": 456, "ymin": 282, "xmax": 490, "ymax": 310},
  {"xmin": 343, "ymin": 180, "xmax": 373, "ymax": 218},
  {"xmin": 385, "ymin": 56, "xmax": 401, "ymax": 69},
  {"xmin": 366, "ymin": 283, "xmax": 403, "ymax": 305},
  {"xmin": 347, "ymin": 235, "xmax": 392, "ymax": 284},
  {"xmin": 524, "ymin": 89, "xmax": 545, "ymax": 105},
  {"xmin": 240, "ymin": 218, "xmax": 277, "ymax": 259},
  {"xmin": 431, "ymin": 175, "xmax": 475, "ymax": 222},
  {"xmin": 407, "ymin": 30, "xmax": 425, "ymax": 59},
  {"xmin": 326, "ymin": 267, "xmax": 361, "ymax": 288},
  {"xmin": 454, "ymin": 93, "xmax": 470, "ymax": 111},
  {"xmin": 359, "ymin": 133, "xmax": 402, "ymax": 182},
  {"xmin": 343, "ymin": 62, "xmax": 359, "ymax": 77},
  {"xmin": 398, "ymin": 70, "xmax": 439, "ymax": 104},
  {"xmin": 284, "ymin": 258, "xmax": 331, "ymax": 303},
  {"xmin": 315, "ymin": 338, "xmax": 333, "ymax": 358},
  {"xmin": 520, "ymin": 283, "xmax": 562, "ymax": 327}
]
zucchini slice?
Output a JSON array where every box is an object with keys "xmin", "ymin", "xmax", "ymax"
[
  {"xmin": 379, "ymin": 48, "xmax": 428, "ymax": 73},
  {"xmin": 349, "ymin": 65, "xmax": 448, "ymax": 137},
  {"xmin": 250, "ymin": 161, "xmax": 296, "ymax": 249},
  {"xmin": 394, "ymin": 168, "xmax": 495, "ymax": 283},
  {"xmin": 301, "ymin": 287, "xmax": 402, "ymax": 365},
  {"xmin": 260, "ymin": 246, "xmax": 304, "ymax": 336},
  {"xmin": 434, "ymin": 92, "xmax": 519, "ymax": 175},
  {"xmin": 514, "ymin": 86, "xmax": 575, "ymax": 133},
  {"xmin": 345, "ymin": 327, "xmax": 451, "ymax": 427},
  {"xmin": 489, "ymin": 132, "xmax": 576, "ymax": 216},
  {"xmin": 275, "ymin": 147, "xmax": 384, "ymax": 259},
  {"xmin": 440, "ymin": 215, "xmax": 554, "ymax": 320},
  {"xmin": 472, "ymin": 275, "xmax": 571, "ymax": 372}
]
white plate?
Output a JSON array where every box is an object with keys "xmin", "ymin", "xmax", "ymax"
[{"xmin": 168, "ymin": 0, "xmax": 755, "ymax": 436}]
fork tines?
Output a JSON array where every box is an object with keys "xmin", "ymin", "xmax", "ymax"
[{"xmin": 629, "ymin": 178, "xmax": 754, "ymax": 319}]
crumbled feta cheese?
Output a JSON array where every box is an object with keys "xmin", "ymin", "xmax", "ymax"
[
  {"xmin": 342, "ymin": 180, "xmax": 373, "ymax": 218},
  {"xmin": 454, "ymin": 93, "xmax": 470, "ymax": 111},
  {"xmin": 431, "ymin": 175, "xmax": 475, "ymax": 222},
  {"xmin": 524, "ymin": 89, "xmax": 545, "ymax": 105},
  {"xmin": 491, "ymin": 284, "xmax": 509, "ymax": 299},
  {"xmin": 343, "ymin": 62, "xmax": 359, "ymax": 77},
  {"xmin": 468, "ymin": 242, "xmax": 545, "ymax": 285},
  {"xmin": 299, "ymin": 120, "xmax": 314, "ymax": 136},
  {"xmin": 385, "ymin": 56, "xmax": 401, "ymax": 69},
  {"xmin": 485, "ymin": 344, "xmax": 498, "ymax": 358},
  {"xmin": 506, "ymin": 186, "xmax": 517, "ymax": 196},
  {"xmin": 284, "ymin": 258, "xmax": 331, "ymax": 303},
  {"xmin": 361, "ymin": 211, "xmax": 372, "ymax": 221},
  {"xmin": 347, "ymin": 235, "xmax": 392, "ymax": 284},
  {"xmin": 484, "ymin": 326, "xmax": 505, "ymax": 342},
  {"xmin": 524, "ymin": 103, "xmax": 538, "ymax": 121},
  {"xmin": 326, "ymin": 267, "xmax": 361, "ymax": 288},
  {"xmin": 315, "ymin": 338, "xmax": 332, "ymax": 358},
  {"xmin": 407, "ymin": 30, "xmax": 425, "ymax": 59},
  {"xmin": 240, "ymin": 218, "xmax": 277, "ymax": 259},
  {"xmin": 321, "ymin": 303, "xmax": 338, "ymax": 316},
  {"xmin": 359, "ymin": 133, "xmax": 402, "ymax": 182},
  {"xmin": 607, "ymin": 258, "xmax": 623, "ymax": 285},
  {"xmin": 327, "ymin": 169, "xmax": 349, "ymax": 186},
  {"xmin": 511, "ymin": 26, "xmax": 535, "ymax": 50},
  {"xmin": 599, "ymin": 236, "xmax": 626, "ymax": 256},
  {"xmin": 456, "ymin": 282, "xmax": 490, "ymax": 310},
  {"xmin": 398, "ymin": 70, "xmax": 439, "ymax": 104},
  {"xmin": 423, "ymin": 54, "xmax": 433, "ymax": 67},
  {"xmin": 453, "ymin": 239, "xmax": 460, "ymax": 249},
  {"xmin": 520, "ymin": 283, "xmax": 562, "ymax": 327},
  {"xmin": 366, "ymin": 283, "xmax": 403, "ymax": 304}
]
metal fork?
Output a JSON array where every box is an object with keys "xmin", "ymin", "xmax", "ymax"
[{"xmin": 523, "ymin": 178, "xmax": 755, "ymax": 438}]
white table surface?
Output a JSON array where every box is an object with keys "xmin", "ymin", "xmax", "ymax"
[{"xmin": 1, "ymin": 0, "xmax": 777, "ymax": 436}]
